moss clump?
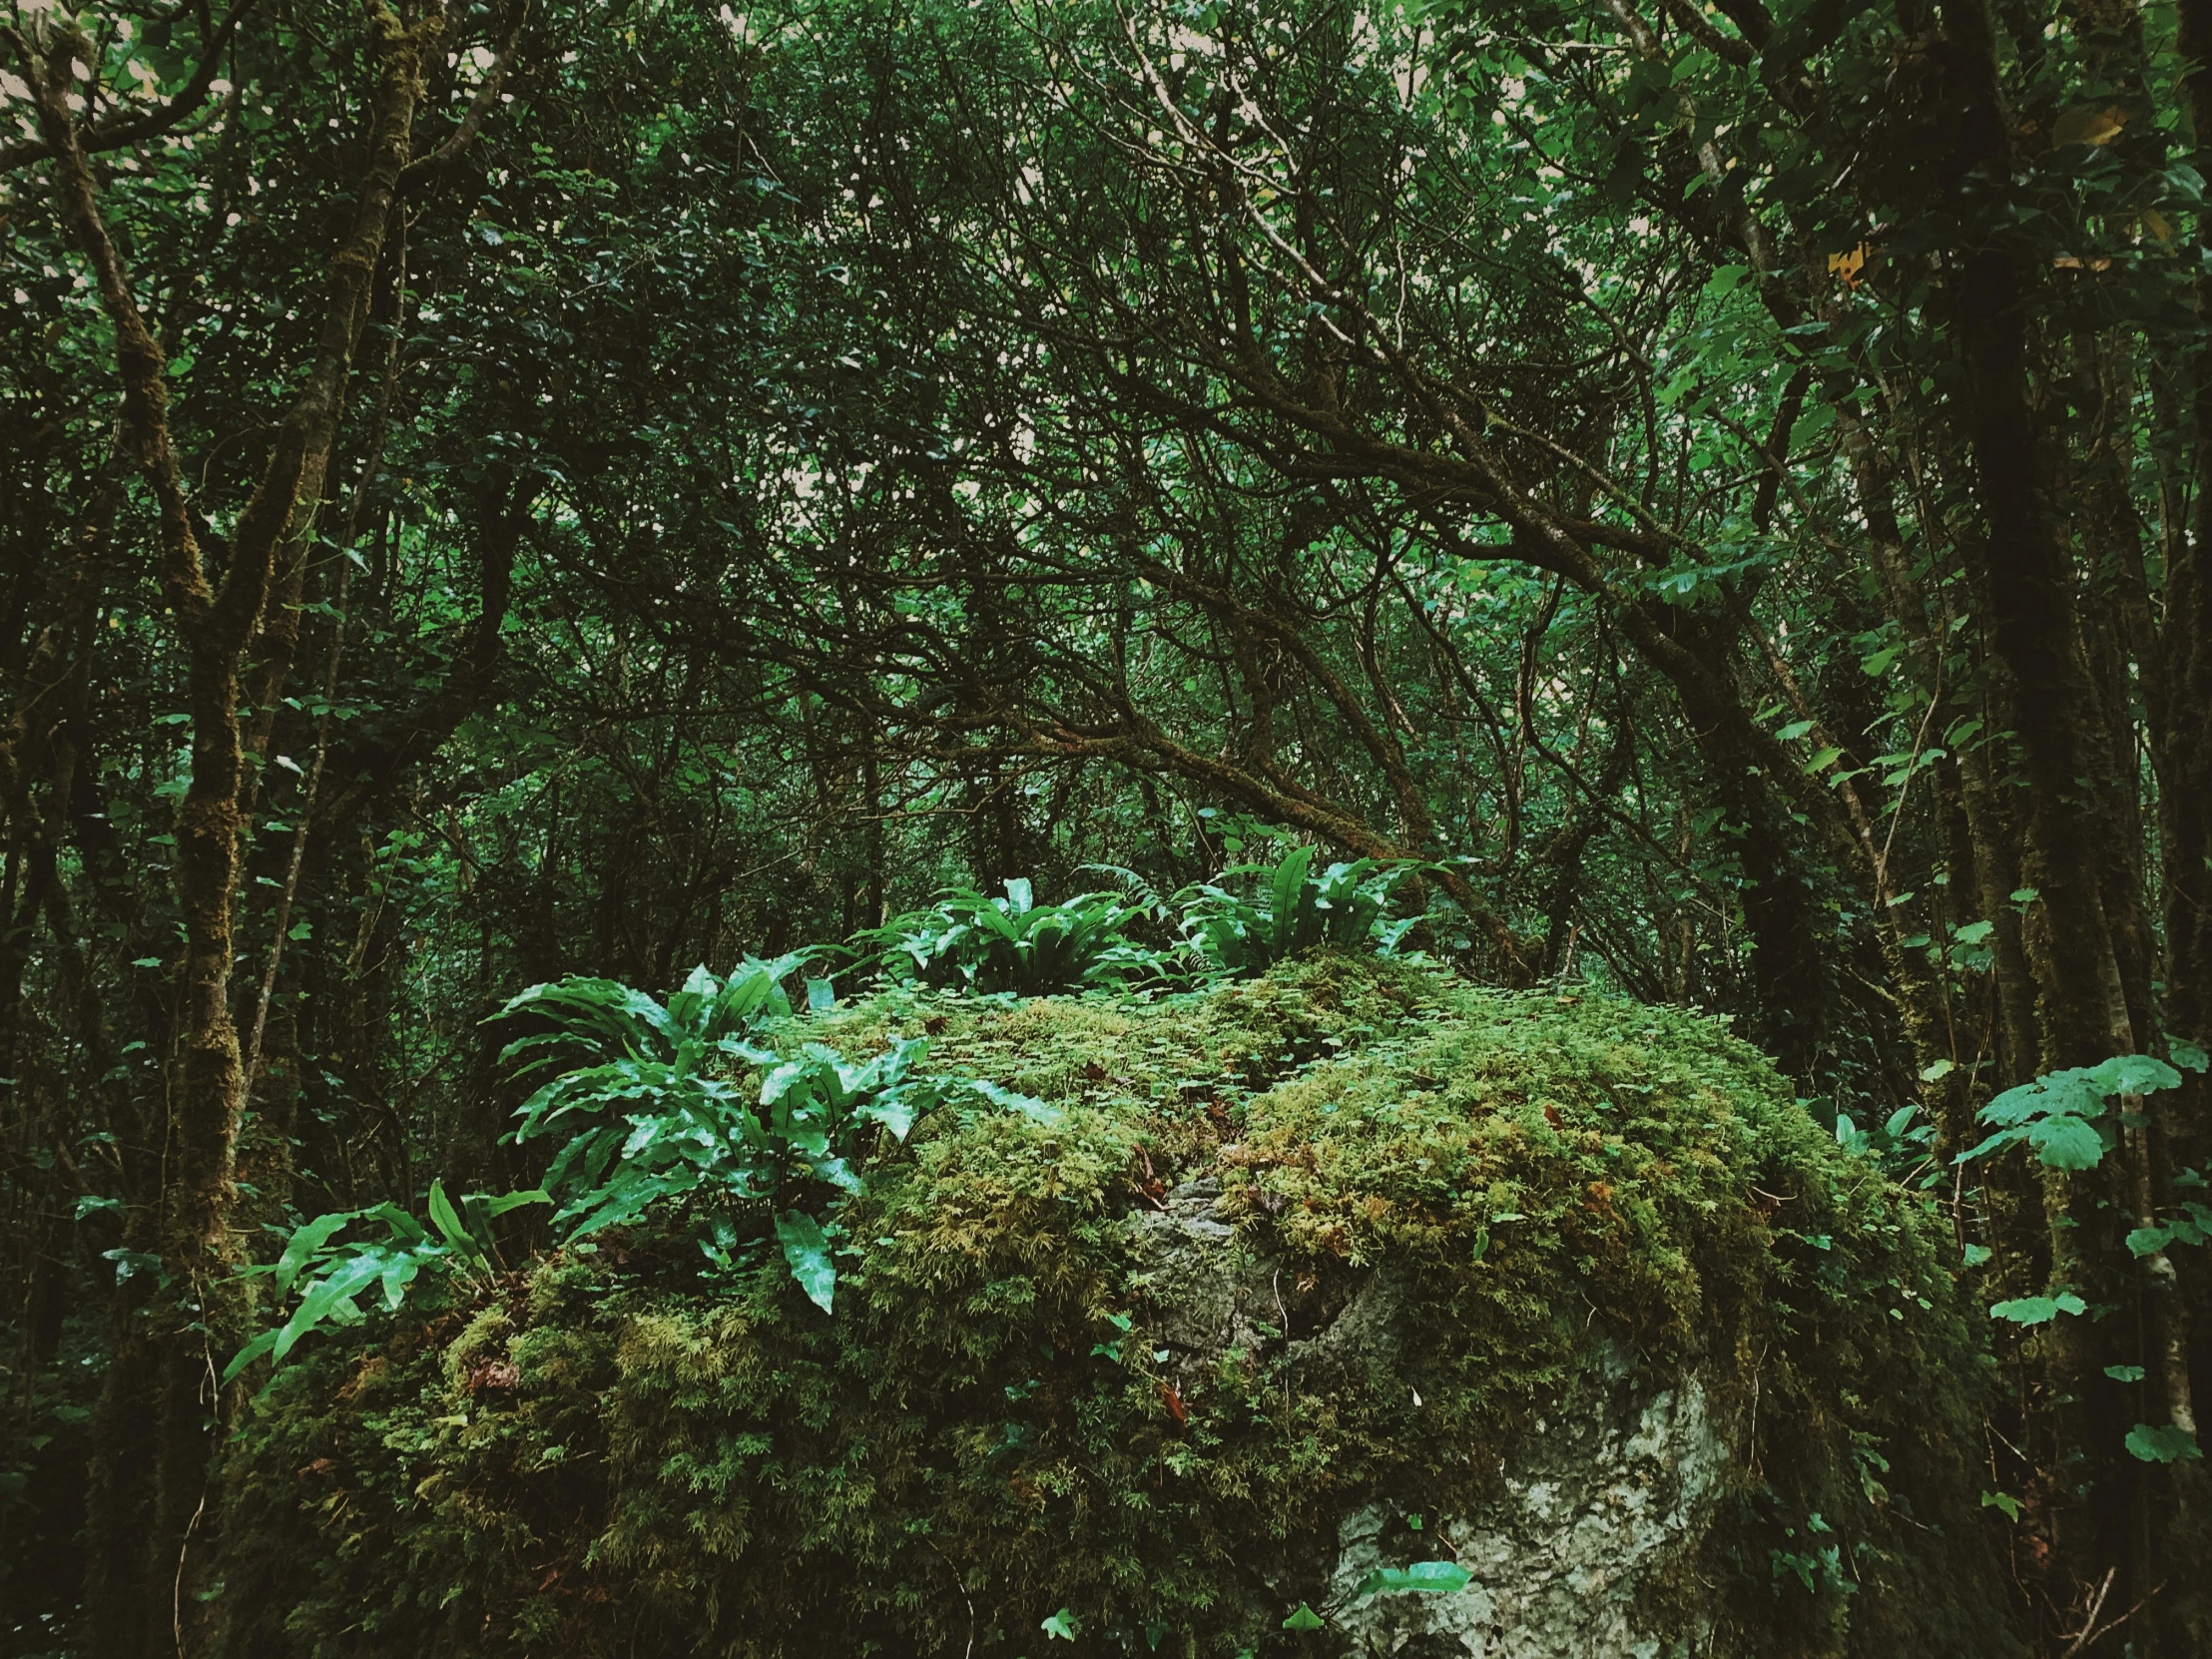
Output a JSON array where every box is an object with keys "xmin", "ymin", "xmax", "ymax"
[{"xmin": 221, "ymin": 956, "xmax": 2013, "ymax": 1658}]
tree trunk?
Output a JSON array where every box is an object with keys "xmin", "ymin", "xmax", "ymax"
[{"xmin": 21, "ymin": 11, "xmax": 435, "ymax": 1647}]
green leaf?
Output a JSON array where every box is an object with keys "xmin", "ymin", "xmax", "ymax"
[
  {"xmin": 274, "ymin": 1211, "xmax": 355, "ymax": 1297},
  {"xmin": 776, "ymin": 1210, "xmax": 835, "ymax": 1313},
  {"xmin": 1990, "ymin": 1293, "xmax": 2086, "ymax": 1326},
  {"xmin": 1979, "ymin": 1490, "xmax": 2021, "ymax": 1521},
  {"xmin": 2105, "ymin": 1365, "xmax": 2147, "ymax": 1382},
  {"xmin": 2089, "ymin": 1054, "xmax": 2184, "ymax": 1096},
  {"xmin": 274, "ymin": 1252, "xmax": 387, "ymax": 1361},
  {"xmin": 1353, "ymin": 1561, "xmax": 1471, "ymax": 1597},
  {"xmin": 1041, "ymin": 1607, "xmax": 1079, "ymax": 1639},
  {"xmin": 426, "ymin": 1180, "xmax": 477, "ymax": 1255},
  {"xmin": 1280, "ymin": 1603, "xmax": 1326, "ymax": 1631},
  {"xmin": 378, "ymin": 1252, "xmax": 421, "ymax": 1312},
  {"xmin": 2126, "ymin": 1226, "xmax": 2173, "ymax": 1258},
  {"xmin": 1776, "ymin": 719, "xmax": 1815, "ymax": 741},
  {"xmin": 2027, "ymin": 1115, "xmax": 2105, "ymax": 1170},
  {"xmin": 2124, "ymin": 1423, "xmax": 2202, "ymax": 1462},
  {"xmin": 1802, "ymin": 746, "xmax": 1843, "ymax": 773},
  {"xmin": 221, "ymin": 1327, "xmax": 281, "ymax": 1384},
  {"xmin": 1963, "ymin": 1244, "xmax": 1993, "ymax": 1267},
  {"xmin": 969, "ymin": 1078, "xmax": 1061, "ymax": 1124},
  {"xmin": 2171, "ymin": 1039, "xmax": 2209, "ymax": 1073},
  {"xmin": 480, "ymin": 1188, "xmax": 552, "ymax": 1217}
]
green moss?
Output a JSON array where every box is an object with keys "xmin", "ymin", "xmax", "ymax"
[{"xmin": 221, "ymin": 957, "xmax": 2012, "ymax": 1658}]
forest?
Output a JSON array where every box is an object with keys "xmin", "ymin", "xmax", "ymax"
[{"xmin": 4, "ymin": 0, "xmax": 2212, "ymax": 1653}]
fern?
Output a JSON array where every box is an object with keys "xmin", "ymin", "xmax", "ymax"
[
  {"xmin": 1178, "ymin": 845, "xmax": 1421, "ymax": 976},
  {"xmin": 226, "ymin": 953, "xmax": 1063, "ymax": 1379},
  {"xmin": 855, "ymin": 879, "xmax": 1166, "ymax": 994}
]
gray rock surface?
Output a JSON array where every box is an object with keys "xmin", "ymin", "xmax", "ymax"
[{"xmin": 1129, "ymin": 1179, "xmax": 1731, "ymax": 1657}]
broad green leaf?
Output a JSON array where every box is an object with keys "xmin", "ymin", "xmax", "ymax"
[
  {"xmin": 2089, "ymin": 1054, "xmax": 2184, "ymax": 1097},
  {"xmin": 1990, "ymin": 1293, "xmax": 2086, "ymax": 1326},
  {"xmin": 480, "ymin": 1188, "xmax": 552, "ymax": 1217},
  {"xmin": 2127, "ymin": 1226, "xmax": 2173, "ymax": 1258},
  {"xmin": 1041, "ymin": 1607, "xmax": 1079, "ymax": 1639},
  {"xmin": 1979, "ymin": 1490, "xmax": 2020, "ymax": 1521},
  {"xmin": 379, "ymin": 1252, "xmax": 422, "ymax": 1312},
  {"xmin": 2026, "ymin": 1115, "xmax": 2104, "ymax": 1170},
  {"xmin": 856, "ymin": 1089, "xmax": 922, "ymax": 1141},
  {"xmin": 274, "ymin": 1211, "xmax": 356, "ymax": 1297},
  {"xmin": 1981, "ymin": 1069, "xmax": 2105, "ymax": 1127},
  {"xmin": 275, "ymin": 1253, "xmax": 387, "ymax": 1362},
  {"xmin": 1353, "ymin": 1561, "xmax": 1471, "ymax": 1597},
  {"xmin": 2124, "ymin": 1423, "xmax": 2202, "ymax": 1462},
  {"xmin": 970, "ymin": 1078, "xmax": 1061, "ymax": 1123},
  {"xmin": 222, "ymin": 1327, "xmax": 281, "ymax": 1384},
  {"xmin": 1280, "ymin": 1603, "xmax": 1326, "ymax": 1631},
  {"xmin": 426, "ymin": 1180, "xmax": 477, "ymax": 1255},
  {"xmin": 777, "ymin": 1210, "xmax": 836, "ymax": 1313}
]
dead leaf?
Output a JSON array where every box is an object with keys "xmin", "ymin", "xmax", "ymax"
[{"xmin": 2051, "ymin": 104, "xmax": 2127, "ymax": 147}]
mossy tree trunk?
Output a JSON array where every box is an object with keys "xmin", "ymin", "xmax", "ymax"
[{"xmin": 18, "ymin": 9, "xmax": 435, "ymax": 1648}]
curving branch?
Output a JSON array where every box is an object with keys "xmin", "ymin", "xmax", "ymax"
[
  {"xmin": 398, "ymin": 1, "xmax": 532, "ymax": 195},
  {"xmin": 1, "ymin": 0, "xmax": 260, "ymax": 175}
]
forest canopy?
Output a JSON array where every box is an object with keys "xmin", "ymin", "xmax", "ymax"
[{"xmin": 4, "ymin": 0, "xmax": 2212, "ymax": 1653}]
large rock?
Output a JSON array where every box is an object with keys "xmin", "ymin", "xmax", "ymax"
[
  {"xmin": 223, "ymin": 957, "xmax": 2017, "ymax": 1658},
  {"xmin": 1134, "ymin": 1180, "xmax": 1732, "ymax": 1658}
]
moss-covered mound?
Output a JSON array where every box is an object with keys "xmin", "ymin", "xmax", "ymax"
[{"xmin": 223, "ymin": 957, "xmax": 2013, "ymax": 1658}]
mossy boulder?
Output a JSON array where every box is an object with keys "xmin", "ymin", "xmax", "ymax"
[{"xmin": 223, "ymin": 957, "xmax": 2015, "ymax": 1658}]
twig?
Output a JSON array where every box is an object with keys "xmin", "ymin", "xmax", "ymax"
[
  {"xmin": 919, "ymin": 1536, "xmax": 976, "ymax": 1659},
  {"xmin": 2057, "ymin": 1567, "xmax": 2115, "ymax": 1657}
]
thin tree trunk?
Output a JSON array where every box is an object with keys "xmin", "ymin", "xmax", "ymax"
[{"xmin": 17, "ymin": 11, "xmax": 435, "ymax": 1647}]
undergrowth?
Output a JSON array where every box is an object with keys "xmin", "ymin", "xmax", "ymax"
[{"xmin": 219, "ymin": 956, "xmax": 2011, "ymax": 1659}]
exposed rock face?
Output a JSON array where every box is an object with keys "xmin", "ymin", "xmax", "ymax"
[
  {"xmin": 1134, "ymin": 1178, "xmax": 1730, "ymax": 1657},
  {"xmin": 1327, "ymin": 1376, "xmax": 1720, "ymax": 1659}
]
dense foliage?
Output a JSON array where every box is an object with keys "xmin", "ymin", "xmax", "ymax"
[{"xmin": 5, "ymin": 0, "xmax": 2212, "ymax": 1651}]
